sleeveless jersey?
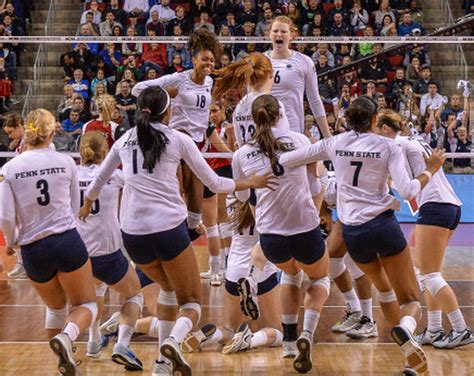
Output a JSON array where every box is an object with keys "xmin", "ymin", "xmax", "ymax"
[
  {"xmin": 83, "ymin": 120, "xmax": 119, "ymax": 149},
  {"xmin": 205, "ymin": 122, "xmax": 232, "ymax": 171},
  {"xmin": 132, "ymin": 70, "xmax": 213, "ymax": 142}
]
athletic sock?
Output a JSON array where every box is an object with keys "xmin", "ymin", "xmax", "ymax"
[
  {"xmin": 360, "ymin": 298, "xmax": 373, "ymax": 320},
  {"xmin": 209, "ymin": 256, "xmax": 220, "ymax": 274},
  {"xmin": 400, "ymin": 315, "xmax": 417, "ymax": 334},
  {"xmin": 302, "ymin": 309, "xmax": 320, "ymax": 337},
  {"xmin": 427, "ymin": 310, "xmax": 443, "ymax": 332},
  {"xmin": 63, "ymin": 322, "xmax": 80, "ymax": 342},
  {"xmin": 201, "ymin": 328, "xmax": 224, "ymax": 348},
  {"xmin": 158, "ymin": 320, "xmax": 174, "ymax": 362},
  {"xmin": 447, "ymin": 309, "xmax": 467, "ymax": 332},
  {"xmin": 89, "ymin": 320, "xmax": 101, "ymax": 343},
  {"xmin": 169, "ymin": 316, "xmax": 193, "ymax": 344},
  {"xmin": 148, "ymin": 317, "xmax": 159, "ymax": 338},
  {"xmin": 250, "ymin": 331, "xmax": 268, "ymax": 348},
  {"xmin": 117, "ymin": 324, "xmax": 134, "ymax": 346},
  {"xmin": 342, "ymin": 289, "xmax": 361, "ymax": 313}
]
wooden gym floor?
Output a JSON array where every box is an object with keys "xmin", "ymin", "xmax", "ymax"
[{"xmin": 0, "ymin": 224, "xmax": 472, "ymax": 375}]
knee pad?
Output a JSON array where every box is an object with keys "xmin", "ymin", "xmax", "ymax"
[
  {"xmin": 45, "ymin": 306, "xmax": 68, "ymax": 329},
  {"xmin": 218, "ymin": 222, "xmax": 233, "ymax": 239},
  {"xmin": 179, "ymin": 302, "xmax": 201, "ymax": 322},
  {"xmin": 94, "ymin": 282, "xmax": 108, "ymax": 298},
  {"xmin": 420, "ymin": 272, "xmax": 447, "ymax": 297},
  {"xmin": 377, "ymin": 289, "xmax": 397, "ymax": 303},
  {"xmin": 414, "ymin": 267, "xmax": 425, "ymax": 292},
  {"xmin": 157, "ymin": 289, "xmax": 178, "ymax": 306},
  {"xmin": 280, "ymin": 270, "xmax": 304, "ymax": 288},
  {"xmin": 310, "ymin": 276, "xmax": 331, "ymax": 297},
  {"xmin": 207, "ymin": 224, "xmax": 220, "ymax": 238},
  {"xmin": 77, "ymin": 301, "xmax": 98, "ymax": 325},
  {"xmin": 329, "ymin": 257, "xmax": 346, "ymax": 280},
  {"xmin": 124, "ymin": 292, "xmax": 144, "ymax": 310},
  {"xmin": 270, "ymin": 329, "xmax": 283, "ymax": 347},
  {"xmin": 344, "ymin": 254, "xmax": 365, "ymax": 280}
]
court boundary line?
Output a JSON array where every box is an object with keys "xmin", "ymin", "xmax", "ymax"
[
  {"xmin": 0, "ymin": 341, "xmax": 400, "ymax": 345},
  {"xmin": 1, "ymin": 304, "xmax": 473, "ymax": 308}
]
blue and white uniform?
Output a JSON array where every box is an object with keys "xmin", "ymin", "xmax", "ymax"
[{"xmin": 1, "ymin": 148, "xmax": 88, "ymax": 282}]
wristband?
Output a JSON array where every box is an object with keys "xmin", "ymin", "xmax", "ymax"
[{"xmin": 420, "ymin": 170, "xmax": 432, "ymax": 180}]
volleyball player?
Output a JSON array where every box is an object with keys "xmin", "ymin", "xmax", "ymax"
[
  {"xmin": 376, "ymin": 109, "xmax": 473, "ymax": 349},
  {"xmin": 79, "ymin": 86, "xmax": 274, "ymax": 376},
  {"xmin": 76, "ymin": 131, "xmax": 144, "ymax": 370},
  {"xmin": 233, "ymin": 94, "xmax": 329, "ymax": 373},
  {"xmin": 278, "ymin": 96, "xmax": 447, "ymax": 374},
  {"xmin": 180, "ymin": 199, "xmax": 282, "ymax": 355},
  {"xmin": 82, "ymin": 94, "xmax": 120, "ymax": 148},
  {"xmin": 131, "ymin": 28, "xmax": 222, "ymax": 238},
  {"xmin": 1, "ymin": 109, "xmax": 97, "ymax": 376},
  {"xmin": 266, "ymin": 16, "xmax": 330, "ymax": 138}
]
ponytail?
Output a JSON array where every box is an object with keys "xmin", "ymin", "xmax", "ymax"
[
  {"xmin": 79, "ymin": 131, "xmax": 108, "ymax": 165},
  {"xmin": 135, "ymin": 86, "xmax": 170, "ymax": 172},
  {"xmin": 228, "ymin": 198, "xmax": 255, "ymax": 235}
]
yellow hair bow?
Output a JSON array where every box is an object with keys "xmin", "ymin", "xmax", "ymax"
[{"xmin": 26, "ymin": 122, "xmax": 39, "ymax": 134}]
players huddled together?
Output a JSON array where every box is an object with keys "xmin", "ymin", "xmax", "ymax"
[{"xmin": 1, "ymin": 16, "xmax": 472, "ymax": 376}]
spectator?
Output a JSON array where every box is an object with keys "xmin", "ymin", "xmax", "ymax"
[
  {"xmin": 327, "ymin": 0, "xmax": 350, "ymax": 26},
  {"xmin": 103, "ymin": 0, "xmax": 128, "ymax": 26},
  {"xmin": 360, "ymin": 56, "xmax": 388, "ymax": 89},
  {"xmin": 234, "ymin": 21, "xmax": 256, "ymax": 55},
  {"xmin": 194, "ymin": 11, "xmax": 215, "ymax": 32},
  {"xmin": 117, "ymin": 55, "xmax": 141, "ymax": 82},
  {"xmin": 327, "ymin": 11, "xmax": 352, "ymax": 36},
  {"xmin": 0, "ymin": 43, "xmax": 16, "ymax": 80},
  {"xmin": 76, "ymin": 12, "xmax": 100, "ymax": 36},
  {"xmin": 350, "ymin": 26, "xmax": 375, "ymax": 58},
  {"xmin": 167, "ymin": 42, "xmax": 192, "ymax": 69},
  {"xmin": 100, "ymin": 11, "xmax": 122, "ymax": 36},
  {"xmin": 122, "ymin": 27, "xmax": 143, "ymax": 57},
  {"xmin": 376, "ymin": 93, "xmax": 388, "ymax": 110},
  {"xmin": 218, "ymin": 11, "xmax": 238, "ymax": 35},
  {"xmin": 98, "ymin": 43, "xmax": 122, "ymax": 73},
  {"xmin": 57, "ymin": 84, "xmax": 75, "ymax": 120},
  {"xmin": 140, "ymin": 42, "xmax": 168, "ymax": 76},
  {"xmin": 90, "ymin": 82, "xmax": 107, "ymax": 118},
  {"xmin": 60, "ymin": 94, "xmax": 92, "ymax": 123},
  {"xmin": 237, "ymin": 0, "xmax": 258, "ymax": 26},
  {"xmin": 73, "ymin": 27, "xmax": 100, "ymax": 55},
  {"xmin": 68, "ymin": 69, "xmax": 90, "ymax": 101},
  {"xmin": 123, "ymin": 0, "xmax": 149, "ymax": 18},
  {"xmin": 119, "ymin": 68, "xmax": 137, "ymax": 90},
  {"xmin": 112, "ymin": 106, "xmax": 131, "ymax": 132},
  {"xmin": 287, "ymin": 2, "xmax": 301, "ymax": 27},
  {"xmin": 191, "ymin": 0, "xmax": 212, "ymax": 16},
  {"xmin": 379, "ymin": 14, "xmax": 396, "ymax": 36},
  {"xmin": 115, "ymin": 79, "xmax": 137, "ymax": 124},
  {"xmin": 53, "ymin": 121, "xmax": 75, "ymax": 151},
  {"xmin": 145, "ymin": 67, "xmax": 158, "ymax": 80},
  {"xmin": 219, "ymin": 51, "xmax": 231, "ymax": 68},
  {"xmin": 406, "ymin": 55, "xmax": 421, "ymax": 83},
  {"xmin": 339, "ymin": 69, "xmax": 362, "ymax": 97},
  {"xmin": 146, "ymin": 10, "xmax": 166, "ymax": 35},
  {"xmin": 212, "ymin": 0, "xmax": 229, "ymax": 27},
  {"xmin": 301, "ymin": 0, "xmax": 323, "ymax": 31},
  {"xmin": 91, "ymin": 69, "xmax": 108, "ymax": 96},
  {"xmin": 374, "ymin": 0, "xmax": 396, "ymax": 31},
  {"xmin": 164, "ymin": 53, "xmax": 185, "ymax": 74},
  {"xmin": 80, "ymin": 0, "xmax": 102, "ymax": 25},
  {"xmin": 408, "ymin": 0, "xmax": 424, "ymax": 24},
  {"xmin": 149, "ymin": 0, "xmax": 176, "ymax": 28},
  {"xmin": 413, "ymin": 65, "xmax": 439, "ymax": 98},
  {"xmin": 303, "ymin": 11, "xmax": 326, "ymax": 36},
  {"xmin": 363, "ymin": 80, "xmax": 377, "ymax": 99},
  {"xmin": 61, "ymin": 110, "xmax": 84, "ymax": 140},
  {"xmin": 398, "ymin": 12, "xmax": 423, "ymax": 36},
  {"xmin": 403, "ymin": 44, "xmax": 430, "ymax": 67},
  {"xmin": 2, "ymin": 113, "xmax": 23, "ymax": 151},
  {"xmin": 312, "ymin": 43, "xmax": 335, "ymax": 68},
  {"xmin": 255, "ymin": 5, "xmax": 274, "ymax": 36},
  {"xmin": 420, "ymin": 81, "xmax": 446, "ymax": 117},
  {"xmin": 166, "ymin": 6, "xmax": 193, "ymax": 35},
  {"xmin": 447, "ymin": 126, "xmax": 472, "ymax": 168},
  {"xmin": 397, "ymin": 81, "xmax": 419, "ymax": 123},
  {"xmin": 387, "ymin": 67, "xmax": 408, "ymax": 103},
  {"xmin": 350, "ymin": 0, "xmax": 369, "ymax": 33},
  {"xmin": 112, "ymin": 25, "xmax": 123, "ymax": 36},
  {"xmin": 441, "ymin": 94, "xmax": 464, "ymax": 122}
]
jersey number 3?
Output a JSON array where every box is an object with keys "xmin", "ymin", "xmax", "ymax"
[{"xmin": 36, "ymin": 179, "xmax": 50, "ymax": 206}]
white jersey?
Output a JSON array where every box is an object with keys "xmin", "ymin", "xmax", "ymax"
[
  {"xmin": 279, "ymin": 131, "xmax": 422, "ymax": 226},
  {"xmin": 232, "ymin": 127, "xmax": 319, "ymax": 236},
  {"xmin": 76, "ymin": 165, "xmax": 125, "ymax": 257},
  {"xmin": 86, "ymin": 122, "xmax": 236, "ymax": 235},
  {"xmin": 132, "ymin": 70, "xmax": 213, "ymax": 142},
  {"xmin": 233, "ymin": 91, "xmax": 290, "ymax": 147},
  {"xmin": 265, "ymin": 50, "xmax": 326, "ymax": 133},
  {"xmin": 1, "ymin": 148, "xmax": 79, "ymax": 246},
  {"xmin": 396, "ymin": 135, "xmax": 461, "ymax": 208},
  {"xmin": 324, "ymin": 176, "xmax": 338, "ymax": 209}
]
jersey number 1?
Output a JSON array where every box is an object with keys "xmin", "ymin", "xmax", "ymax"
[
  {"xmin": 80, "ymin": 190, "xmax": 100, "ymax": 214},
  {"xmin": 350, "ymin": 161, "xmax": 363, "ymax": 187}
]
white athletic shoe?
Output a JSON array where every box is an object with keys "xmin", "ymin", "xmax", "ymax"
[
  {"xmin": 222, "ymin": 323, "xmax": 252, "ymax": 354},
  {"xmin": 181, "ymin": 323, "xmax": 217, "ymax": 353},
  {"xmin": 7, "ymin": 262, "xmax": 28, "ymax": 279},
  {"xmin": 415, "ymin": 328, "xmax": 445, "ymax": 345},
  {"xmin": 111, "ymin": 342, "xmax": 143, "ymax": 371},
  {"xmin": 433, "ymin": 327, "xmax": 474, "ymax": 349},
  {"xmin": 86, "ymin": 341, "xmax": 103, "ymax": 358},
  {"xmin": 200, "ymin": 269, "xmax": 212, "ymax": 279},
  {"xmin": 100, "ymin": 311, "xmax": 120, "ymax": 337},
  {"xmin": 332, "ymin": 311, "xmax": 362, "ymax": 333},
  {"xmin": 294, "ymin": 331, "xmax": 313, "ymax": 374},
  {"xmin": 210, "ymin": 272, "xmax": 222, "ymax": 286},
  {"xmin": 391, "ymin": 325, "xmax": 427, "ymax": 374},
  {"xmin": 282, "ymin": 341, "xmax": 298, "ymax": 358},
  {"xmin": 49, "ymin": 333, "xmax": 78, "ymax": 376},
  {"xmin": 152, "ymin": 360, "xmax": 172, "ymax": 376},
  {"xmin": 160, "ymin": 337, "xmax": 191, "ymax": 376},
  {"xmin": 345, "ymin": 316, "xmax": 378, "ymax": 339}
]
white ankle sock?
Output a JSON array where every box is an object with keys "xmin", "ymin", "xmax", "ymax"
[
  {"xmin": 400, "ymin": 315, "xmax": 417, "ymax": 334},
  {"xmin": 169, "ymin": 316, "xmax": 193, "ymax": 344},
  {"xmin": 282, "ymin": 314, "xmax": 299, "ymax": 325},
  {"xmin": 158, "ymin": 320, "xmax": 174, "ymax": 362},
  {"xmin": 360, "ymin": 298, "xmax": 373, "ymax": 320},
  {"xmin": 342, "ymin": 289, "xmax": 361, "ymax": 313},
  {"xmin": 63, "ymin": 322, "xmax": 80, "ymax": 342},
  {"xmin": 202, "ymin": 328, "xmax": 223, "ymax": 348},
  {"xmin": 250, "ymin": 331, "xmax": 268, "ymax": 348},
  {"xmin": 427, "ymin": 310, "xmax": 443, "ymax": 332},
  {"xmin": 209, "ymin": 256, "xmax": 220, "ymax": 273},
  {"xmin": 148, "ymin": 317, "xmax": 159, "ymax": 338},
  {"xmin": 447, "ymin": 309, "xmax": 467, "ymax": 332},
  {"xmin": 118, "ymin": 324, "xmax": 134, "ymax": 346},
  {"xmin": 89, "ymin": 320, "xmax": 101, "ymax": 343},
  {"xmin": 302, "ymin": 309, "xmax": 320, "ymax": 337}
]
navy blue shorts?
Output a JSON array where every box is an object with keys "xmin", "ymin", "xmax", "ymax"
[
  {"xmin": 122, "ymin": 221, "xmax": 191, "ymax": 264},
  {"xmin": 21, "ymin": 229, "xmax": 89, "ymax": 283},
  {"xmin": 91, "ymin": 250, "xmax": 129, "ymax": 285},
  {"xmin": 343, "ymin": 210, "xmax": 407, "ymax": 264},
  {"xmin": 260, "ymin": 227, "xmax": 326, "ymax": 265},
  {"xmin": 225, "ymin": 272, "xmax": 279, "ymax": 297},
  {"xmin": 417, "ymin": 203, "xmax": 461, "ymax": 230},
  {"xmin": 248, "ymin": 188, "xmax": 257, "ymax": 206},
  {"xmin": 136, "ymin": 266, "xmax": 154, "ymax": 289},
  {"xmin": 204, "ymin": 165, "xmax": 233, "ymax": 198}
]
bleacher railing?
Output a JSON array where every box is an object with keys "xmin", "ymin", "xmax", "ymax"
[{"xmin": 443, "ymin": 0, "xmax": 469, "ymax": 80}]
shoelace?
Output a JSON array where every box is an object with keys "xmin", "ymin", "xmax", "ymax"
[{"xmin": 71, "ymin": 346, "xmax": 82, "ymax": 366}]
